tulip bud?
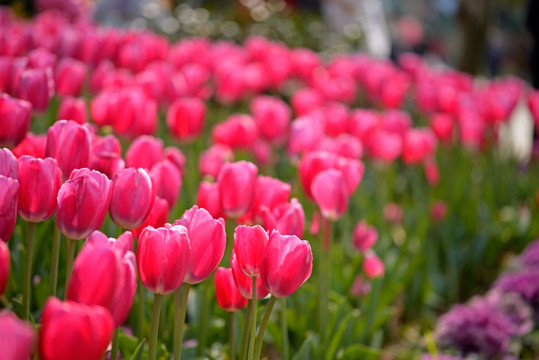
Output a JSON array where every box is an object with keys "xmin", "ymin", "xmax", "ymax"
[
  {"xmin": 430, "ymin": 113, "xmax": 453, "ymax": 143},
  {"xmin": 0, "ymin": 148, "xmax": 18, "ymax": 179},
  {"xmin": 163, "ymin": 146, "xmax": 186, "ymax": 174},
  {"xmin": 212, "ymin": 114, "xmax": 258, "ymax": 150},
  {"xmin": 251, "ymin": 95, "xmax": 291, "ymax": 143},
  {"xmin": 234, "ymin": 225, "xmax": 268, "ymax": 277},
  {"xmin": 125, "ymin": 135, "xmax": 163, "ymax": 170},
  {"xmin": 273, "ymin": 198, "xmax": 305, "ymax": 238},
  {"xmin": 298, "ymin": 151, "xmax": 339, "ymax": 199},
  {"xmin": 217, "ymin": 161, "xmax": 258, "ymax": 218},
  {"xmin": 352, "ymin": 220, "xmax": 378, "ymax": 251},
  {"xmin": 231, "ymin": 251, "xmax": 269, "ymax": 299},
  {"xmin": 110, "ymin": 168, "xmax": 155, "ymax": 230},
  {"xmin": 0, "ymin": 311, "xmax": 36, "ymax": 360},
  {"xmin": 56, "ymin": 169, "xmax": 112, "ymax": 240},
  {"xmin": 196, "ymin": 181, "xmax": 223, "ymax": 219},
  {"xmin": 367, "ymin": 129, "xmax": 402, "ymax": 163},
  {"xmin": 0, "ymin": 240, "xmax": 9, "ymax": 296},
  {"xmin": 55, "ymin": 58, "xmax": 87, "ymax": 97},
  {"xmin": 0, "ymin": 175, "xmax": 19, "ymax": 242},
  {"xmin": 57, "ymin": 97, "xmax": 87, "ymax": 125},
  {"xmin": 132, "ymin": 196, "xmax": 169, "ymax": 239},
  {"xmin": 287, "ymin": 116, "xmax": 324, "ymax": 159},
  {"xmin": 12, "ymin": 67, "xmax": 54, "ymax": 112},
  {"xmin": 17, "ymin": 156, "xmax": 62, "ymax": 222},
  {"xmin": 0, "ymin": 93, "xmax": 32, "ymax": 148},
  {"xmin": 45, "ymin": 120, "xmax": 91, "ymax": 180},
  {"xmin": 39, "ymin": 298, "xmax": 114, "ymax": 360},
  {"xmin": 150, "ymin": 160, "xmax": 181, "ymax": 209},
  {"xmin": 12, "ymin": 133, "xmax": 46, "ymax": 159},
  {"xmin": 402, "ymin": 128, "xmax": 437, "ymax": 165},
  {"xmin": 252, "ymin": 176, "xmax": 291, "ymax": 216},
  {"xmin": 311, "ymin": 169, "xmax": 348, "ymax": 221},
  {"xmin": 214, "ymin": 267, "xmax": 248, "ymax": 312},
  {"xmin": 260, "ymin": 231, "xmax": 313, "ymax": 298},
  {"xmin": 174, "ymin": 206, "xmax": 226, "ymax": 284},
  {"xmin": 167, "ymin": 97, "xmax": 206, "ymax": 142},
  {"xmin": 137, "ymin": 225, "xmax": 191, "ymax": 294},
  {"xmin": 199, "ymin": 144, "xmax": 234, "ymax": 180},
  {"xmin": 291, "ymin": 88, "xmax": 324, "ymax": 116},
  {"xmin": 363, "ymin": 251, "xmax": 384, "ymax": 279}
]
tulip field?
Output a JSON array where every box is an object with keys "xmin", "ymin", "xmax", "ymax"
[{"xmin": 2, "ymin": 5, "xmax": 539, "ymax": 360}]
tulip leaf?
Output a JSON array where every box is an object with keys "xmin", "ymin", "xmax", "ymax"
[
  {"xmin": 129, "ymin": 339, "xmax": 146, "ymax": 360},
  {"xmin": 292, "ymin": 333, "xmax": 319, "ymax": 360},
  {"xmin": 338, "ymin": 344, "xmax": 381, "ymax": 360},
  {"xmin": 325, "ymin": 311, "xmax": 358, "ymax": 360}
]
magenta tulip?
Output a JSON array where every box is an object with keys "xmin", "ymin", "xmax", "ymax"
[
  {"xmin": 132, "ymin": 196, "xmax": 169, "ymax": 239},
  {"xmin": 363, "ymin": 251, "xmax": 384, "ymax": 279},
  {"xmin": 12, "ymin": 67, "xmax": 54, "ymax": 112},
  {"xmin": 56, "ymin": 168, "xmax": 112, "ymax": 240},
  {"xmin": 136, "ymin": 225, "xmax": 191, "ymax": 294},
  {"xmin": 55, "ymin": 58, "xmax": 87, "ymax": 97},
  {"xmin": 214, "ymin": 267, "xmax": 248, "ymax": 312},
  {"xmin": 0, "ymin": 311, "xmax": 36, "ymax": 360},
  {"xmin": 0, "ymin": 240, "xmax": 9, "ymax": 296},
  {"xmin": 251, "ymin": 95, "xmax": 290, "ymax": 143},
  {"xmin": 298, "ymin": 151, "xmax": 339, "ymax": 200},
  {"xmin": 0, "ymin": 148, "xmax": 18, "ymax": 179},
  {"xmin": 260, "ymin": 231, "xmax": 313, "ymax": 298},
  {"xmin": 12, "ymin": 133, "xmax": 46, "ymax": 159},
  {"xmin": 231, "ymin": 251, "xmax": 269, "ymax": 300},
  {"xmin": 0, "ymin": 93, "xmax": 32, "ymax": 148},
  {"xmin": 17, "ymin": 156, "xmax": 61, "ymax": 222},
  {"xmin": 352, "ymin": 220, "xmax": 378, "ymax": 251},
  {"xmin": 234, "ymin": 225, "xmax": 268, "ymax": 277},
  {"xmin": 125, "ymin": 135, "xmax": 163, "ymax": 170},
  {"xmin": 150, "ymin": 160, "xmax": 182, "ymax": 209},
  {"xmin": 45, "ymin": 120, "xmax": 91, "ymax": 180},
  {"xmin": 196, "ymin": 181, "xmax": 223, "ymax": 219},
  {"xmin": 212, "ymin": 114, "xmax": 258, "ymax": 150},
  {"xmin": 167, "ymin": 97, "xmax": 206, "ymax": 141},
  {"xmin": 199, "ymin": 144, "xmax": 234, "ymax": 180},
  {"xmin": 273, "ymin": 198, "xmax": 305, "ymax": 238},
  {"xmin": 311, "ymin": 169, "xmax": 348, "ymax": 221},
  {"xmin": 57, "ymin": 97, "xmax": 87, "ymax": 125},
  {"xmin": 217, "ymin": 161, "xmax": 258, "ymax": 218},
  {"xmin": 39, "ymin": 298, "xmax": 114, "ymax": 360},
  {"xmin": 0, "ymin": 175, "xmax": 19, "ymax": 242},
  {"xmin": 174, "ymin": 206, "xmax": 226, "ymax": 284}
]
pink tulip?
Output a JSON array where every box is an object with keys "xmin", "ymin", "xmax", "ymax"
[
  {"xmin": 352, "ymin": 220, "xmax": 378, "ymax": 251},
  {"xmin": 0, "ymin": 175, "xmax": 19, "ymax": 242},
  {"xmin": 0, "ymin": 240, "xmax": 9, "ymax": 296},
  {"xmin": 231, "ymin": 251, "xmax": 269, "ymax": 300},
  {"xmin": 27, "ymin": 48, "xmax": 57, "ymax": 71},
  {"xmin": 174, "ymin": 206, "xmax": 226, "ymax": 284},
  {"xmin": 214, "ymin": 267, "xmax": 248, "ymax": 312},
  {"xmin": 287, "ymin": 116, "xmax": 324, "ymax": 159},
  {"xmin": 0, "ymin": 93, "xmax": 32, "ymax": 148},
  {"xmin": 163, "ymin": 146, "xmax": 186, "ymax": 174},
  {"xmin": 260, "ymin": 231, "xmax": 313, "ymax": 298},
  {"xmin": 45, "ymin": 120, "xmax": 91, "ymax": 180},
  {"xmin": 384, "ymin": 202, "xmax": 403, "ymax": 224},
  {"xmin": 272, "ymin": 198, "xmax": 305, "ymax": 238},
  {"xmin": 430, "ymin": 113, "xmax": 454, "ymax": 143},
  {"xmin": 150, "ymin": 160, "xmax": 182, "ymax": 209},
  {"xmin": 56, "ymin": 168, "xmax": 112, "ymax": 240},
  {"xmin": 251, "ymin": 95, "xmax": 291, "ymax": 143},
  {"xmin": 311, "ymin": 169, "xmax": 349, "ymax": 221},
  {"xmin": 252, "ymin": 176, "xmax": 291, "ymax": 216},
  {"xmin": 55, "ymin": 58, "xmax": 87, "ymax": 97},
  {"xmin": 402, "ymin": 128, "xmax": 437, "ymax": 165},
  {"xmin": 125, "ymin": 135, "xmax": 163, "ymax": 170},
  {"xmin": 298, "ymin": 151, "xmax": 339, "ymax": 199},
  {"xmin": 110, "ymin": 168, "xmax": 155, "ymax": 230},
  {"xmin": 137, "ymin": 225, "xmax": 191, "ymax": 294},
  {"xmin": 349, "ymin": 110, "xmax": 379, "ymax": 144},
  {"xmin": 39, "ymin": 298, "xmax": 114, "ymax": 360},
  {"xmin": 17, "ymin": 156, "xmax": 61, "ymax": 222},
  {"xmin": 12, "ymin": 67, "xmax": 54, "ymax": 112},
  {"xmin": 218, "ymin": 161, "xmax": 258, "ymax": 218},
  {"xmin": 12, "ymin": 133, "xmax": 46, "ymax": 159},
  {"xmin": 212, "ymin": 114, "xmax": 258, "ymax": 150},
  {"xmin": 167, "ymin": 97, "xmax": 206, "ymax": 142},
  {"xmin": 57, "ymin": 97, "xmax": 86, "ymax": 125},
  {"xmin": 0, "ymin": 311, "xmax": 36, "ymax": 360},
  {"xmin": 113, "ymin": 88, "xmax": 157, "ymax": 139},
  {"xmin": 291, "ymin": 88, "xmax": 324, "ymax": 116},
  {"xmin": 430, "ymin": 200, "xmax": 448, "ymax": 222},
  {"xmin": 367, "ymin": 129, "xmax": 402, "ymax": 163},
  {"xmin": 363, "ymin": 251, "xmax": 384, "ymax": 278},
  {"xmin": 199, "ymin": 144, "xmax": 234, "ymax": 180},
  {"xmin": 0, "ymin": 148, "xmax": 18, "ymax": 179},
  {"xmin": 234, "ymin": 225, "xmax": 268, "ymax": 277},
  {"xmin": 196, "ymin": 181, "xmax": 223, "ymax": 219},
  {"xmin": 132, "ymin": 196, "xmax": 169, "ymax": 239}
]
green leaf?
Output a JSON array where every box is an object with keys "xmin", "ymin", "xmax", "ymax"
[
  {"xmin": 325, "ymin": 311, "xmax": 358, "ymax": 360},
  {"xmin": 339, "ymin": 344, "xmax": 381, "ymax": 360},
  {"xmin": 292, "ymin": 333, "xmax": 319, "ymax": 360},
  {"xmin": 129, "ymin": 339, "xmax": 146, "ymax": 360}
]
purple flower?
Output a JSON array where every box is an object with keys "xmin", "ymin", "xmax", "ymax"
[
  {"xmin": 519, "ymin": 238, "xmax": 539, "ymax": 268},
  {"xmin": 494, "ymin": 269, "xmax": 539, "ymax": 309}
]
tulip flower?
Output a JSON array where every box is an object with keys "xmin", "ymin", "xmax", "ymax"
[
  {"xmin": 0, "ymin": 148, "xmax": 18, "ymax": 179},
  {"xmin": 298, "ymin": 151, "xmax": 339, "ymax": 199},
  {"xmin": 12, "ymin": 133, "xmax": 46, "ymax": 159},
  {"xmin": 212, "ymin": 114, "xmax": 258, "ymax": 150},
  {"xmin": 352, "ymin": 221, "xmax": 378, "ymax": 251},
  {"xmin": 260, "ymin": 231, "xmax": 313, "ymax": 298},
  {"xmin": 57, "ymin": 96, "xmax": 87, "ymax": 125},
  {"xmin": 12, "ymin": 67, "xmax": 54, "ymax": 112},
  {"xmin": 402, "ymin": 128, "xmax": 437, "ymax": 165},
  {"xmin": 0, "ymin": 311, "xmax": 35, "ymax": 360},
  {"xmin": 251, "ymin": 176, "xmax": 291, "ymax": 220},
  {"xmin": 137, "ymin": 225, "xmax": 191, "ymax": 295},
  {"xmin": 230, "ymin": 251, "xmax": 269, "ymax": 300},
  {"xmin": 290, "ymin": 87, "xmax": 324, "ymax": 116},
  {"xmin": 0, "ymin": 240, "xmax": 9, "ymax": 296},
  {"xmin": 430, "ymin": 113, "xmax": 453, "ymax": 143},
  {"xmin": 39, "ymin": 298, "xmax": 114, "ymax": 360},
  {"xmin": 196, "ymin": 181, "xmax": 223, "ymax": 219},
  {"xmin": 45, "ymin": 120, "xmax": 91, "ymax": 180},
  {"xmin": 56, "ymin": 168, "xmax": 112, "ymax": 240},
  {"xmin": 163, "ymin": 146, "xmax": 186, "ymax": 174},
  {"xmin": 199, "ymin": 144, "xmax": 234, "ymax": 180},
  {"xmin": 132, "ymin": 196, "xmax": 169, "ymax": 239},
  {"xmin": 0, "ymin": 175, "xmax": 19, "ymax": 242},
  {"xmin": 150, "ymin": 160, "xmax": 182, "ymax": 209},
  {"xmin": 125, "ymin": 135, "xmax": 164, "ymax": 170},
  {"xmin": 215, "ymin": 267, "xmax": 248, "ymax": 311},
  {"xmin": 287, "ymin": 116, "xmax": 324, "ymax": 159},
  {"xmin": 167, "ymin": 97, "xmax": 206, "ymax": 141},
  {"xmin": 271, "ymin": 198, "xmax": 305, "ymax": 238},
  {"xmin": 218, "ymin": 161, "xmax": 258, "ymax": 218},
  {"xmin": 234, "ymin": 225, "xmax": 268, "ymax": 278},
  {"xmin": 0, "ymin": 93, "xmax": 32, "ymax": 148},
  {"xmin": 251, "ymin": 95, "xmax": 290, "ymax": 143},
  {"xmin": 311, "ymin": 169, "xmax": 349, "ymax": 221},
  {"xmin": 363, "ymin": 251, "xmax": 384, "ymax": 278},
  {"xmin": 110, "ymin": 168, "xmax": 155, "ymax": 230},
  {"xmin": 27, "ymin": 48, "xmax": 56, "ymax": 70},
  {"xmin": 17, "ymin": 156, "xmax": 62, "ymax": 222},
  {"xmin": 55, "ymin": 58, "xmax": 87, "ymax": 97}
]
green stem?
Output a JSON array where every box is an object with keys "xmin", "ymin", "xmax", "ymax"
[
  {"xmin": 198, "ymin": 283, "xmax": 210, "ymax": 356},
  {"xmin": 229, "ymin": 311, "xmax": 236, "ymax": 360},
  {"xmin": 317, "ymin": 217, "xmax": 329, "ymax": 356},
  {"xmin": 240, "ymin": 300, "xmax": 253, "ymax": 360},
  {"xmin": 247, "ymin": 277, "xmax": 257, "ymax": 360},
  {"xmin": 280, "ymin": 298, "xmax": 289, "ymax": 360},
  {"xmin": 111, "ymin": 328, "xmax": 120, "ymax": 360},
  {"xmin": 173, "ymin": 283, "xmax": 191, "ymax": 360},
  {"xmin": 49, "ymin": 225, "xmax": 61, "ymax": 297},
  {"xmin": 253, "ymin": 296, "xmax": 278, "ymax": 360},
  {"xmin": 148, "ymin": 293, "xmax": 163, "ymax": 360},
  {"xmin": 137, "ymin": 279, "xmax": 144, "ymax": 340},
  {"xmin": 22, "ymin": 222, "xmax": 35, "ymax": 320},
  {"xmin": 64, "ymin": 238, "xmax": 77, "ymax": 298}
]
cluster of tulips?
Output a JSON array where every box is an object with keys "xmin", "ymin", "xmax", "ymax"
[{"xmin": 0, "ymin": 5, "xmax": 537, "ymax": 360}]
